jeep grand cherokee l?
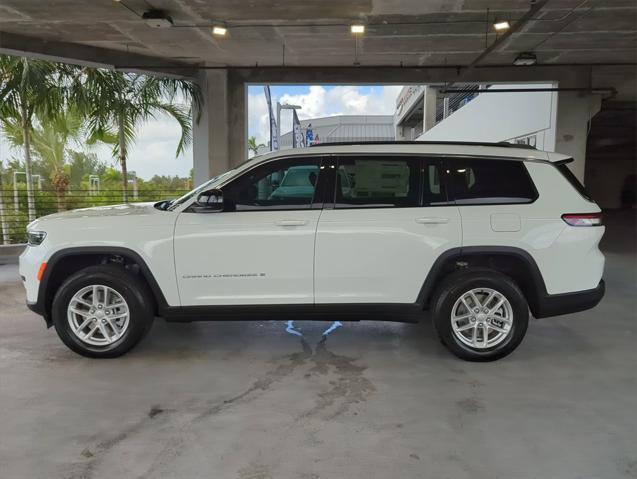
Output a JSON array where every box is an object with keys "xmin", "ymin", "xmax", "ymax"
[{"xmin": 20, "ymin": 141, "xmax": 605, "ymax": 361}]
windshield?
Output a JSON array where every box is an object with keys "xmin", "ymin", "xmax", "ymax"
[{"xmin": 168, "ymin": 170, "xmax": 236, "ymax": 210}]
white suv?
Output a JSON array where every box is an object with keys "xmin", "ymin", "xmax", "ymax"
[{"xmin": 20, "ymin": 142, "xmax": 605, "ymax": 361}]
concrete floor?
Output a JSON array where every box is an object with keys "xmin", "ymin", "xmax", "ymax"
[{"xmin": 1, "ymin": 212, "xmax": 635, "ymax": 479}]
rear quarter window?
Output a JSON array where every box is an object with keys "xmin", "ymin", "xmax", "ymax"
[{"xmin": 446, "ymin": 158, "xmax": 538, "ymax": 205}]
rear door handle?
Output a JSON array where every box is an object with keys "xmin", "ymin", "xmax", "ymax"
[
  {"xmin": 415, "ymin": 217, "xmax": 449, "ymax": 225},
  {"xmin": 275, "ymin": 219, "xmax": 307, "ymax": 226}
]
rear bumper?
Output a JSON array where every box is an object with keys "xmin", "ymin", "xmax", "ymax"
[{"xmin": 534, "ymin": 280, "xmax": 605, "ymax": 318}]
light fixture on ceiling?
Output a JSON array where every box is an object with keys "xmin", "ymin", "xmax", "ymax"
[
  {"xmin": 493, "ymin": 20, "xmax": 510, "ymax": 32},
  {"xmin": 142, "ymin": 10, "xmax": 174, "ymax": 28},
  {"xmin": 212, "ymin": 25, "xmax": 227, "ymax": 36},
  {"xmin": 351, "ymin": 24, "xmax": 365, "ymax": 34},
  {"xmin": 513, "ymin": 52, "xmax": 537, "ymax": 66}
]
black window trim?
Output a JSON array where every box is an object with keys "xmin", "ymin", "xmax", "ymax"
[
  {"xmin": 186, "ymin": 152, "xmax": 539, "ymax": 213},
  {"xmin": 325, "ymin": 152, "xmax": 539, "ymax": 210}
]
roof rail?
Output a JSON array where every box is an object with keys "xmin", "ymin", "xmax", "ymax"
[{"xmin": 309, "ymin": 140, "xmax": 536, "ymax": 150}]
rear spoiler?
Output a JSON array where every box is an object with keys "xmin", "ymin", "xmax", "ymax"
[{"xmin": 553, "ymin": 158, "xmax": 574, "ymax": 166}]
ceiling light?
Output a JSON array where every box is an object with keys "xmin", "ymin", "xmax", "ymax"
[
  {"xmin": 513, "ymin": 52, "xmax": 537, "ymax": 66},
  {"xmin": 212, "ymin": 25, "xmax": 227, "ymax": 36},
  {"xmin": 493, "ymin": 20, "xmax": 510, "ymax": 31},
  {"xmin": 351, "ymin": 24, "xmax": 365, "ymax": 34}
]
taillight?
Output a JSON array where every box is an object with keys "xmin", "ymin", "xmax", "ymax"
[{"xmin": 561, "ymin": 213, "xmax": 603, "ymax": 227}]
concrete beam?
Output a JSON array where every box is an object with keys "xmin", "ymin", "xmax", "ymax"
[
  {"xmin": 228, "ymin": 65, "xmax": 594, "ymax": 88},
  {"xmin": 0, "ymin": 31, "xmax": 196, "ymax": 79}
]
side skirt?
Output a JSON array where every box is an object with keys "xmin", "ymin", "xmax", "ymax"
[{"xmin": 161, "ymin": 303, "xmax": 424, "ymax": 323}]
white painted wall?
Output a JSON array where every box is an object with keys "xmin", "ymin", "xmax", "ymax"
[
  {"xmin": 555, "ymin": 92, "xmax": 602, "ymax": 181},
  {"xmin": 418, "ymin": 83, "xmax": 558, "ymax": 150},
  {"xmin": 418, "ymin": 83, "xmax": 605, "ymax": 184}
]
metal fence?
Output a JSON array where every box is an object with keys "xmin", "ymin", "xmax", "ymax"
[{"xmin": 0, "ymin": 188, "xmax": 188, "ymax": 245}]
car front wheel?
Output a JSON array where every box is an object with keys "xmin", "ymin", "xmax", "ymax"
[{"xmin": 52, "ymin": 265, "xmax": 154, "ymax": 358}]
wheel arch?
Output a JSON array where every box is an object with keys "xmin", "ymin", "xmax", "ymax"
[
  {"xmin": 418, "ymin": 246, "xmax": 548, "ymax": 317},
  {"xmin": 37, "ymin": 247, "xmax": 169, "ymax": 325}
]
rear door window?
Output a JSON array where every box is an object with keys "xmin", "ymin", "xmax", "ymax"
[
  {"xmin": 446, "ymin": 158, "xmax": 537, "ymax": 205},
  {"xmin": 334, "ymin": 156, "xmax": 421, "ymax": 208}
]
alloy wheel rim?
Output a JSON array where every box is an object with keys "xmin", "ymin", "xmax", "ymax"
[
  {"xmin": 67, "ymin": 285, "xmax": 130, "ymax": 346},
  {"xmin": 451, "ymin": 287, "xmax": 513, "ymax": 349}
]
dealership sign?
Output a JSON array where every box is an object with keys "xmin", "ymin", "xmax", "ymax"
[{"xmin": 395, "ymin": 85, "xmax": 424, "ymax": 119}]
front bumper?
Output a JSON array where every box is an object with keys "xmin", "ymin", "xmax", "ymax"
[
  {"xmin": 26, "ymin": 300, "xmax": 52, "ymax": 327},
  {"xmin": 534, "ymin": 280, "xmax": 605, "ymax": 318}
]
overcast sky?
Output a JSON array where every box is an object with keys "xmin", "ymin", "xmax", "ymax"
[{"xmin": 0, "ymin": 85, "xmax": 403, "ymax": 181}]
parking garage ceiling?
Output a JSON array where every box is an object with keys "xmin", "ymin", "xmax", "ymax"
[{"xmin": 0, "ymin": 0, "xmax": 636, "ymax": 69}]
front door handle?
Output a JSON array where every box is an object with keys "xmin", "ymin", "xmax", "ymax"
[
  {"xmin": 275, "ymin": 219, "xmax": 307, "ymax": 226},
  {"xmin": 415, "ymin": 217, "xmax": 449, "ymax": 225}
]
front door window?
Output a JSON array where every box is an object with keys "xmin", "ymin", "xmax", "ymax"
[{"xmin": 223, "ymin": 158, "xmax": 321, "ymax": 211}]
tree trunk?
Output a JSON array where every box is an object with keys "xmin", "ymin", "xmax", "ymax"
[
  {"xmin": 56, "ymin": 193, "xmax": 64, "ymax": 212},
  {"xmin": 0, "ymin": 168, "xmax": 10, "ymax": 245},
  {"xmin": 119, "ymin": 115, "xmax": 128, "ymax": 203},
  {"xmin": 21, "ymin": 105, "xmax": 36, "ymax": 222}
]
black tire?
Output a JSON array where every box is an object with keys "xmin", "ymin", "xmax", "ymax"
[
  {"xmin": 431, "ymin": 268, "xmax": 529, "ymax": 362},
  {"xmin": 52, "ymin": 264, "xmax": 155, "ymax": 358}
]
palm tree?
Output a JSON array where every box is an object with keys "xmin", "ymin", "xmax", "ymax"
[
  {"xmin": 75, "ymin": 70, "xmax": 201, "ymax": 202},
  {"xmin": 0, "ymin": 56, "xmax": 66, "ymax": 221},
  {"xmin": 32, "ymin": 109, "xmax": 83, "ymax": 211},
  {"xmin": 3, "ymin": 108, "xmax": 83, "ymax": 211},
  {"xmin": 248, "ymin": 136, "xmax": 265, "ymax": 156}
]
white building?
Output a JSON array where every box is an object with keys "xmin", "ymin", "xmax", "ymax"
[
  {"xmin": 278, "ymin": 115, "xmax": 394, "ymax": 149},
  {"xmin": 394, "ymin": 84, "xmax": 562, "ymax": 150},
  {"xmin": 393, "ymin": 84, "xmax": 634, "ymax": 209}
]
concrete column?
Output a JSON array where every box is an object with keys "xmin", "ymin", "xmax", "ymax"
[
  {"xmin": 422, "ymin": 87, "xmax": 437, "ymax": 133},
  {"xmin": 554, "ymin": 91, "xmax": 602, "ymax": 183},
  {"xmin": 443, "ymin": 96, "xmax": 450, "ymax": 119},
  {"xmin": 228, "ymin": 70, "xmax": 248, "ymax": 169},
  {"xmin": 192, "ymin": 69, "xmax": 247, "ymax": 187}
]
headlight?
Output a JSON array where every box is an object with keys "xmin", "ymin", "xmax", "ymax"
[{"xmin": 27, "ymin": 231, "xmax": 47, "ymax": 246}]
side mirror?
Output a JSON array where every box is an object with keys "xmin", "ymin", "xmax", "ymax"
[{"xmin": 192, "ymin": 188, "xmax": 224, "ymax": 213}]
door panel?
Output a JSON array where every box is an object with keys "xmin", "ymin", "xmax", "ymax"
[
  {"xmin": 314, "ymin": 207, "xmax": 460, "ymax": 303},
  {"xmin": 174, "ymin": 210, "xmax": 320, "ymax": 305},
  {"xmin": 314, "ymin": 156, "xmax": 461, "ymax": 304},
  {"xmin": 174, "ymin": 156, "xmax": 324, "ymax": 306}
]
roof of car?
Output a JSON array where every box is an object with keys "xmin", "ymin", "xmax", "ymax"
[{"xmin": 250, "ymin": 141, "xmax": 570, "ymax": 164}]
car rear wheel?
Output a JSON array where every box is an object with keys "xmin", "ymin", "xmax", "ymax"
[
  {"xmin": 52, "ymin": 265, "xmax": 154, "ymax": 358},
  {"xmin": 431, "ymin": 268, "xmax": 529, "ymax": 361}
]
